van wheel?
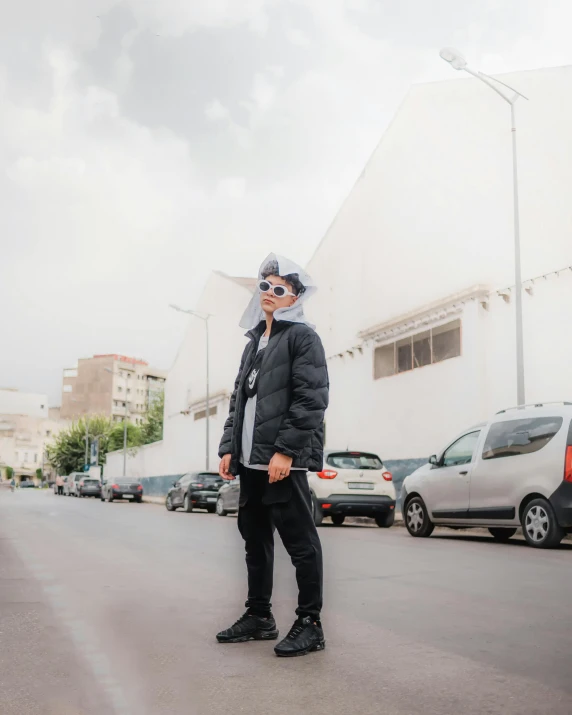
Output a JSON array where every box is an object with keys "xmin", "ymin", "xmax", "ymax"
[
  {"xmin": 405, "ymin": 497, "xmax": 434, "ymax": 538},
  {"xmin": 522, "ymin": 499, "xmax": 564, "ymax": 549},
  {"xmin": 331, "ymin": 514, "xmax": 345, "ymax": 526},
  {"xmin": 375, "ymin": 512, "xmax": 395, "ymax": 528},
  {"xmin": 312, "ymin": 496, "xmax": 323, "ymax": 526},
  {"xmin": 488, "ymin": 527, "xmax": 517, "ymax": 542}
]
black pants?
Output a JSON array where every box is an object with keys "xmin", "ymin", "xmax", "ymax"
[
  {"xmin": 57, "ymin": 485, "xmax": 63, "ymax": 495},
  {"xmin": 237, "ymin": 465, "xmax": 323, "ymax": 622}
]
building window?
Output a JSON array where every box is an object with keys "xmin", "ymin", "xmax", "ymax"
[
  {"xmin": 194, "ymin": 406, "xmax": 218, "ymax": 421},
  {"xmin": 373, "ymin": 319, "xmax": 461, "ymax": 380},
  {"xmin": 34, "ymin": 454, "xmax": 38, "ymax": 463},
  {"xmin": 127, "ymin": 388, "xmax": 131, "ymax": 394},
  {"xmin": 24, "ymin": 452, "xmax": 29, "ymax": 462},
  {"xmin": 63, "ymin": 385, "xmax": 73, "ymax": 393}
]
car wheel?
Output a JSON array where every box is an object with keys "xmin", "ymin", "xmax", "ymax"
[
  {"xmin": 165, "ymin": 495, "xmax": 176, "ymax": 511},
  {"xmin": 521, "ymin": 498, "xmax": 564, "ymax": 549},
  {"xmin": 183, "ymin": 494, "xmax": 193, "ymax": 513},
  {"xmin": 312, "ymin": 495, "xmax": 323, "ymax": 527},
  {"xmin": 331, "ymin": 514, "xmax": 345, "ymax": 526},
  {"xmin": 216, "ymin": 498, "xmax": 228, "ymax": 517},
  {"xmin": 488, "ymin": 527, "xmax": 517, "ymax": 542},
  {"xmin": 375, "ymin": 512, "xmax": 395, "ymax": 528},
  {"xmin": 405, "ymin": 497, "xmax": 434, "ymax": 538}
]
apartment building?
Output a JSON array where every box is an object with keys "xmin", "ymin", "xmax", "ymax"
[
  {"xmin": 60, "ymin": 354, "xmax": 166, "ymax": 424},
  {"xmin": 0, "ymin": 390, "xmax": 68, "ymax": 481}
]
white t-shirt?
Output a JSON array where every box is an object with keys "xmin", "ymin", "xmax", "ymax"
[{"xmin": 240, "ymin": 336, "xmax": 269, "ymax": 470}]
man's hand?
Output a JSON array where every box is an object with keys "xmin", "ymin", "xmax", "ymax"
[
  {"xmin": 268, "ymin": 453, "xmax": 293, "ymax": 483},
  {"xmin": 219, "ymin": 454, "xmax": 234, "ymax": 480}
]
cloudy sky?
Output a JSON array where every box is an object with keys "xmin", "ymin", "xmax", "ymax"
[{"xmin": 1, "ymin": 0, "xmax": 571, "ymax": 404}]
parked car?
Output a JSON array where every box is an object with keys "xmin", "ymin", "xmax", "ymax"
[
  {"xmin": 401, "ymin": 403, "xmax": 572, "ymax": 549},
  {"xmin": 64, "ymin": 472, "xmax": 84, "ymax": 497},
  {"xmin": 308, "ymin": 450, "xmax": 396, "ymax": 527},
  {"xmin": 101, "ymin": 478, "xmax": 143, "ymax": 503},
  {"xmin": 20, "ymin": 479, "xmax": 36, "ymax": 488},
  {"xmin": 166, "ymin": 472, "xmax": 224, "ymax": 513},
  {"xmin": 78, "ymin": 477, "xmax": 102, "ymax": 498},
  {"xmin": 216, "ymin": 475, "xmax": 241, "ymax": 516}
]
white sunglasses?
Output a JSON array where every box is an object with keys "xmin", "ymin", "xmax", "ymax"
[{"xmin": 258, "ymin": 280, "xmax": 297, "ymax": 298}]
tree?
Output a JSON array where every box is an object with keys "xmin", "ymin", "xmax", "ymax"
[
  {"xmin": 141, "ymin": 391, "xmax": 165, "ymax": 445},
  {"xmin": 6, "ymin": 466, "xmax": 14, "ymax": 481},
  {"xmin": 45, "ymin": 416, "xmax": 142, "ymax": 476},
  {"xmin": 35, "ymin": 468, "xmax": 43, "ymax": 481}
]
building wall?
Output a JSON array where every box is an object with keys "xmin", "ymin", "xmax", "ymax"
[
  {"xmin": 0, "ymin": 388, "xmax": 49, "ymax": 419},
  {"xmin": 0, "ymin": 410, "xmax": 70, "ymax": 481},
  {"xmin": 60, "ymin": 354, "xmax": 166, "ymax": 424},
  {"xmin": 306, "ymin": 66, "xmax": 572, "ymax": 358}
]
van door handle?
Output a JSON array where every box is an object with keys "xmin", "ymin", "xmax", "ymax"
[{"xmin": 459, "ymin": 470, "xmax": 468, "ymax": 476}]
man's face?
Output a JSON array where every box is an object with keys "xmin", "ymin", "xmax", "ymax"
[{"xmin": 259, "ymin": 274, "xmax": 298, "ymax": 316}]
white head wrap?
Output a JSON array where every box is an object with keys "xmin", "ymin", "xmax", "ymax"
[{"xmin": 239, "ymin": 253, "xmax": 317, "ymax": 330}]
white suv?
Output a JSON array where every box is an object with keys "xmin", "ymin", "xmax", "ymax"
[
  {"xmin": 401, "ymin": 403, "xmax": 572, "ymax": 548},
  {"xmin": 308, "ymin": 450, "xmax": 396, "ymax": 527}
]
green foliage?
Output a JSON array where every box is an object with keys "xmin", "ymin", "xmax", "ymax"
[
  {"xmin": 35, "ymin": 468, "xmax": 43, "ymax": 481},
  {"xmin": 141, "ymin": 390, "xmax": 164, "ymax": 445},
  {"xmin": 6, "ymin": 466, "xmax": 14, "ymax": 480},
  {"xmin": 45, "ymin": 415, "xmax": 143, "ymax": 476},
  {"xmin": 107, "ymin": 421, "xmax": 143, "ymax": 452}
]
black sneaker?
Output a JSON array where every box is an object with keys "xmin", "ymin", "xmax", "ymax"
[
  {"xmin": 216, "ymin": 612, "xmax": 279, "ymax": 644},
  {"xmin": 274, "ymin": 616, "xmax": 325, "ymax": 657}
]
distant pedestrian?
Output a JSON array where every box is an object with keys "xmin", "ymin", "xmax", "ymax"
[
  {"xmin": 216, "ymin": 254, "xmax": 329, "ymax": 658},
  {"xmin": 56, "ymin": 475, "xmax": 64, "ymax": 495},
  {"xmin": 10, "ymin": 477, "xmax": 16, "ymax": 492}
]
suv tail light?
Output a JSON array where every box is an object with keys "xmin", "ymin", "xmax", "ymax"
[
  {"xmin": 194, "ymin": 484, "xmax": 204, "ymax": 488},
  {"xmin": 382, "ymin": 471, "xmax": 393, "ymax": 482},
  {"xmin": 112, "ymin": 484, "xmax": 119, "ymax": 490},
  {"xmin": 565, "ymin": 446, "xmax": 572, "ymax": 483},
  {"xmin": 317, "ymin": 470, "xmax": 337, "ymax": 480},
  {"xmin": 137, "ymin": 485, "xmax": 143, "ymax": 491}
]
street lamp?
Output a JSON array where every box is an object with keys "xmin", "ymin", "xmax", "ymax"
[
  {"xmin": 439, "ymin": 48, "xmax": 528, "ymax": 406},
  {"xmin": 170, "ymin": 304, "xmax": 212, "ymax": 471},
  {"xmin": 105, "ymin": 367, "xmax": 128, "ymax": 477}
]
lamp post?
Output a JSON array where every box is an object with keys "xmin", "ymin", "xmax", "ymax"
[
  {"xmin": 439, "ymin": 48, "xmax": 528, "ymax": 406},
  {"xmin": 105, "ymin": 367, "xmax": 128, "ymax": 477},
  {"xmin": 170, "ymin": 304, "xmax": 211, "ymax": 471}
]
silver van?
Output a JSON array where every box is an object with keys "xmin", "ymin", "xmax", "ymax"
[{"xmin": 401, "ymin": 403, "xmax": 572, "ymax": 548}]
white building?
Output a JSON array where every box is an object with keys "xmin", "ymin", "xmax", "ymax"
[
  {"xmin": 109, "ymin": 64, "xmax": 572, "ymax": 484},
  {"xmin": 0, "ymin": 390, "xmax": 69, "ymax": 481},
  {"xmin": 305, "ymin": 65, "xmax": 572, "ymax": 464}
]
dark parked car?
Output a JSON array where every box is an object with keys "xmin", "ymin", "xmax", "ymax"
[
  {"xmin": 166, "ymin": 472, "xmax": 224, "ymax": 513},
  {"xmin": 216, "ymin": 475, "xmax": 240, "ymax": 516},
  {"xmin": 101, "ymin": 478, "xmax": 143, "ymax": 503},
  {"xmin": 78, "ymin": 477, "xmax": 102, "ymax": 498}
]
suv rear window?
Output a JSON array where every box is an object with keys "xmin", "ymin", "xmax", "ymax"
[
  {"xmin": 326, "ymin": 452, "xmax": 383, "ymax": 470},
  {"xmin": 482, "ymin": 417, "xmax": 564, "ymax": 460}
]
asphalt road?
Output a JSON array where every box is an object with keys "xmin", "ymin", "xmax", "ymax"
[{"xmin": 1, "ymin": 489, "xmax": 571, "ymax": 715}]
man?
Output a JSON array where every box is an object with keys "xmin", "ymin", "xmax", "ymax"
[
  {"xmin": 56, "ymin": 474, "xmax": 64, "ymax": 495},
  {"xmin": 216, "ymin": 254, "xmax": 329, "ymax": 658}
]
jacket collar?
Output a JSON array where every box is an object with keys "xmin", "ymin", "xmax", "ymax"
[{"xmin": 245, "ymin": 320, "xmax": 290, "ymax": 342}]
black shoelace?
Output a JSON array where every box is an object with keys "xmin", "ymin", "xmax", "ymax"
[{"xmin": 286, "ymin": 621, "xmax": 306, "ymax": 640}]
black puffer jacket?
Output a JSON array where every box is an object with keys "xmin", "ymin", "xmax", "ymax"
[{"xmin": 219, "ymin": 320, "xmax": 329, "ymax": 477}]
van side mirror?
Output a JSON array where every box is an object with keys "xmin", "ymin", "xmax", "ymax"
[{"xmin": 429, "ymin": 455, "xmax": 439, "ymax": 467}]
